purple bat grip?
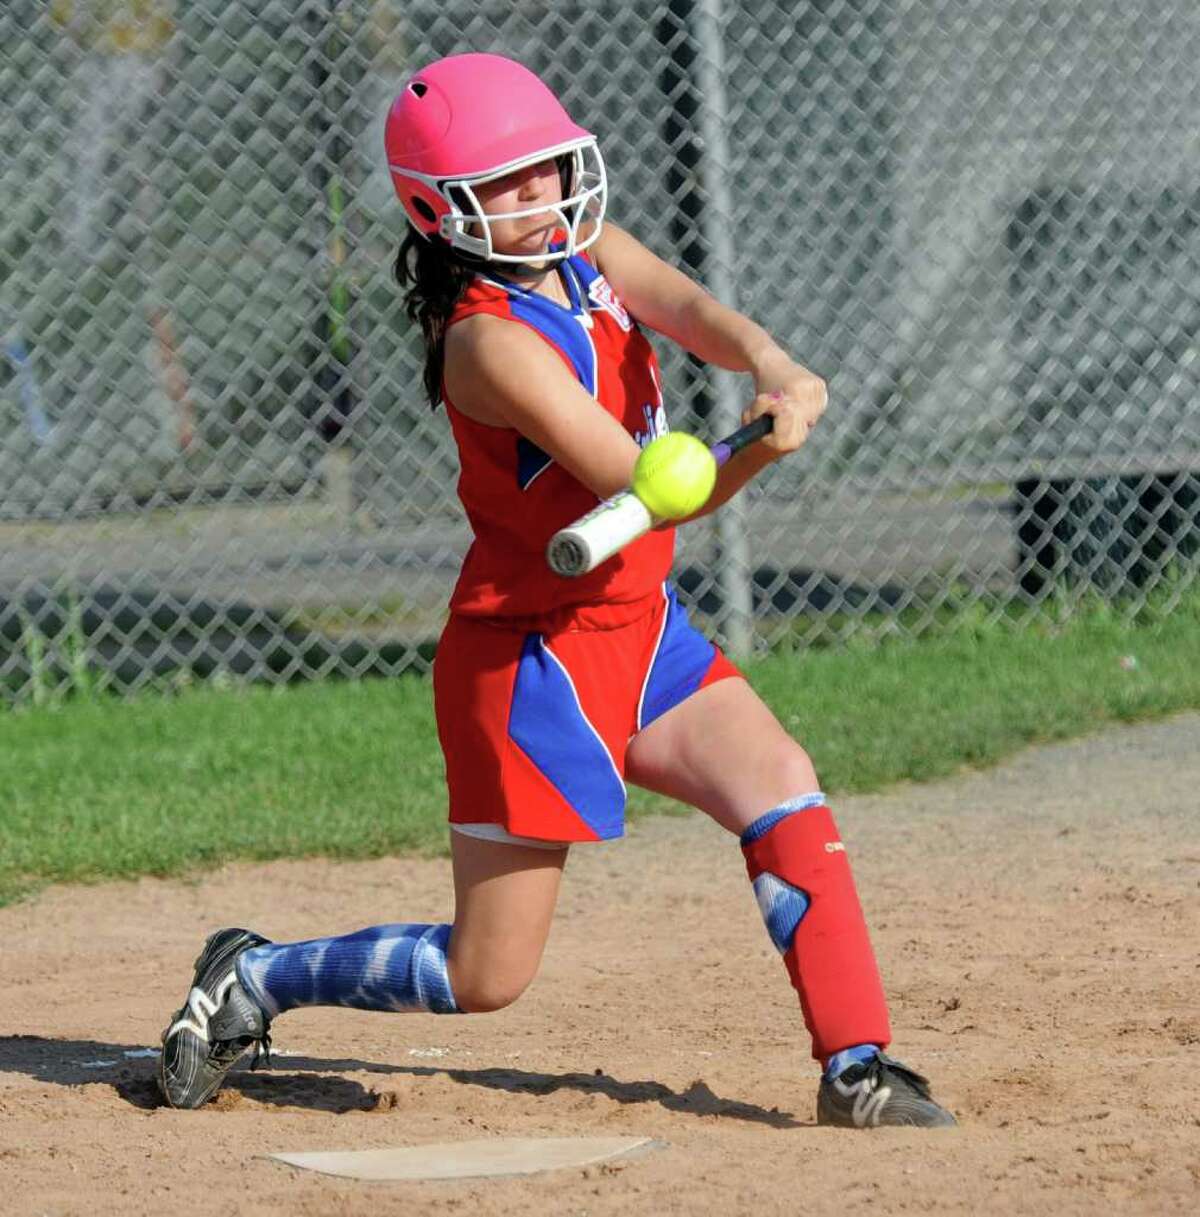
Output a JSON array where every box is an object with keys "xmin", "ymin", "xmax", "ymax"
[{"xmin": 710, "ymin": 413, "xmax": 774, "ymax": 466}]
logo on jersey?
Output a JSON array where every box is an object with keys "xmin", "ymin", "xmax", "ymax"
[
  {"xmin": 634, "ymin": 402, "xmax": 669, "ymax": 449},
  {"xmin": 586, "ymin": 275, "xmax": 632, "ymax": 331}
]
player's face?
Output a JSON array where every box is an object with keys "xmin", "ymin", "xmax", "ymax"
[{"xmin": 472, "ymin": 158, "xmax": 563, "ymax": 256}]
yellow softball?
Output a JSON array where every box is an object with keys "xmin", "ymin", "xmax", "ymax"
[{"xmin": 630, "ymin": 432, "xmax": 718, "ymax": 520}]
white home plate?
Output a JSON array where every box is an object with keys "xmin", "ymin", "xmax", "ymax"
[{"xmin": 269, "ymin": 1136, "xmax": 661, "ymax": 1182}]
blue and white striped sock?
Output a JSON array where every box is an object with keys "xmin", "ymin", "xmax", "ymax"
[{"xmin": 235, "ymin": 923, "xmax": 459, "ymax": 1018}]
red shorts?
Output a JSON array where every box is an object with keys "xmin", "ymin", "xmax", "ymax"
[{"xmin": 433, "ymin": 582, "xmax": 740, "ymax": 842}]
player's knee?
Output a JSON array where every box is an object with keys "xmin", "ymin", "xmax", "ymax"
[
  {"xmin": 770, "ymin": 742, "xmax": 820, "ymax": 797},
  {"xmin": 450, "ymin": 969, "xmax": 533, "ymax": 1014}
]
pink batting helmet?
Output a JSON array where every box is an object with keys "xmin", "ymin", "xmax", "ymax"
[{"xmin": 384, "ymin": 53, "xmax": 607, "ymax": 266}]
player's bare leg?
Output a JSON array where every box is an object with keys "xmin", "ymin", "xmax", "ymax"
[
  {"xmin": 625, "ymin": 676, "xmax": 956, "ymax": 1128},
  {"xmin": 625, "ymin": 676, "xmax": 818, "ymax": 836},
  {"xmin": 446, "ymin": 833, "xmax": 567, "ymax": 1012},
  {"xmin": 158, "ymin": 833, "xmax": 565, "ymax": 1107}
]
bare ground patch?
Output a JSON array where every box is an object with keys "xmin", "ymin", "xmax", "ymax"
[{"xmin": 2, "ymin": 714, "xmax": 1198, "ymax": 1216}]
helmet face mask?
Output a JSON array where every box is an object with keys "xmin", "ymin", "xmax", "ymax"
[{"xmin": 433, "ymin": 139, "xmax": 607, "ymax": 266}]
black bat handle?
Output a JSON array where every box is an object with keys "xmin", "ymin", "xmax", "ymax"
[{"xmin": 709, "ymin": 413, "xmax": 774, "ymax": 466}]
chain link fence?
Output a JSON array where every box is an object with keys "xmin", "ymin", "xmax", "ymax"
[{"xmin": 2, "ymin": 0, "xmax": 1199, "ymax": 700}]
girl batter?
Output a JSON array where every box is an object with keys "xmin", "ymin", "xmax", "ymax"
[{"xmin": 158, "ymin": 53, "xmax": 954, "ymax": 1129}]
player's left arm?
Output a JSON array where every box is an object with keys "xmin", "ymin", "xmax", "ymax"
[{"xmin": 593, "ymin": 222, "xmax": 826, "ymax": 516}]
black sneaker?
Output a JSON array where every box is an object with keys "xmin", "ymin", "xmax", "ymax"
[
  {"xmin": 157, "ymin": 928, "xmax": 273, "ymax": 1109},
  {"xmin": 817, "ymin": 1052, "xmax": 957, "ymax": 1128}
]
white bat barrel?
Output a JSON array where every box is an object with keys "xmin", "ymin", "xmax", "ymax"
[{"xmin": 546, "ymin": 492, "xmax": 655, "ymax": 577}]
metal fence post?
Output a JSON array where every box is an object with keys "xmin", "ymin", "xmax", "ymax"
[{"xmin": 695, "ymin": 0, "xmax": 755, "ymax": 656}]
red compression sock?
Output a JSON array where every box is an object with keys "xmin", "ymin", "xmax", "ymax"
[{"xmin": 741, "ymin": 801, "xmax": 892, "ymax": 1063}]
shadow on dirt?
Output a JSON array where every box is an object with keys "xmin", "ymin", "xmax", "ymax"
[
  {"xmin": 392, "ymin": 1062, "xmax": 806, "ymax": 1129},
  {"xmin": 0, "ymin": 1036, "xmax": 806, "ymax": 1126}
]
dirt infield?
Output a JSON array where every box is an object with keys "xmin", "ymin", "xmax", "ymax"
[{"xmin": 2, "ymin": 714, "xmax": 1198, "ymax": 1216}]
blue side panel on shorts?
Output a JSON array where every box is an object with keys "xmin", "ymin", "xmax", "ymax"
[
  {"xmin": 508, "ymin": 634, "xmax": 626, "ymax": 839},
  {"xmin": 638, "ymin": 584, "xmax": 718, "ymax": 730},
  {"xmin": 505, "ymin": 289, "xmax": 597, "ymax": 396}
]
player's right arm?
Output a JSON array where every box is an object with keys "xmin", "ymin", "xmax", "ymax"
[{"xmin": 443, "ymin": 313, "xmax": 641, "ymax": 500}]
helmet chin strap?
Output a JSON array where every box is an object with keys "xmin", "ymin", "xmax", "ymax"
[
  {"xmin": 483, "ymin": 254, "xmax": 568, "ymax": 280},
  {"xmin": 441, "ymin": 242, "xmax": 567, "ymax": 281}
]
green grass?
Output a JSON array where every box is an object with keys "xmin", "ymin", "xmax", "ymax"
[{"xmin": 2, "ymin": 589, "xmax": 1199, "ymax": 906}]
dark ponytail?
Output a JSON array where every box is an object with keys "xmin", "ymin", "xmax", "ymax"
[{"xmin": 393, "ymin": 230, "xmax": 475, "ymax": 408}]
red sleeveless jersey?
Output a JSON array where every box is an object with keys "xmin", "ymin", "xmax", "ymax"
[{"xmin": 442, "ymin": 252, "xmax": 675, "ymax": 619}]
